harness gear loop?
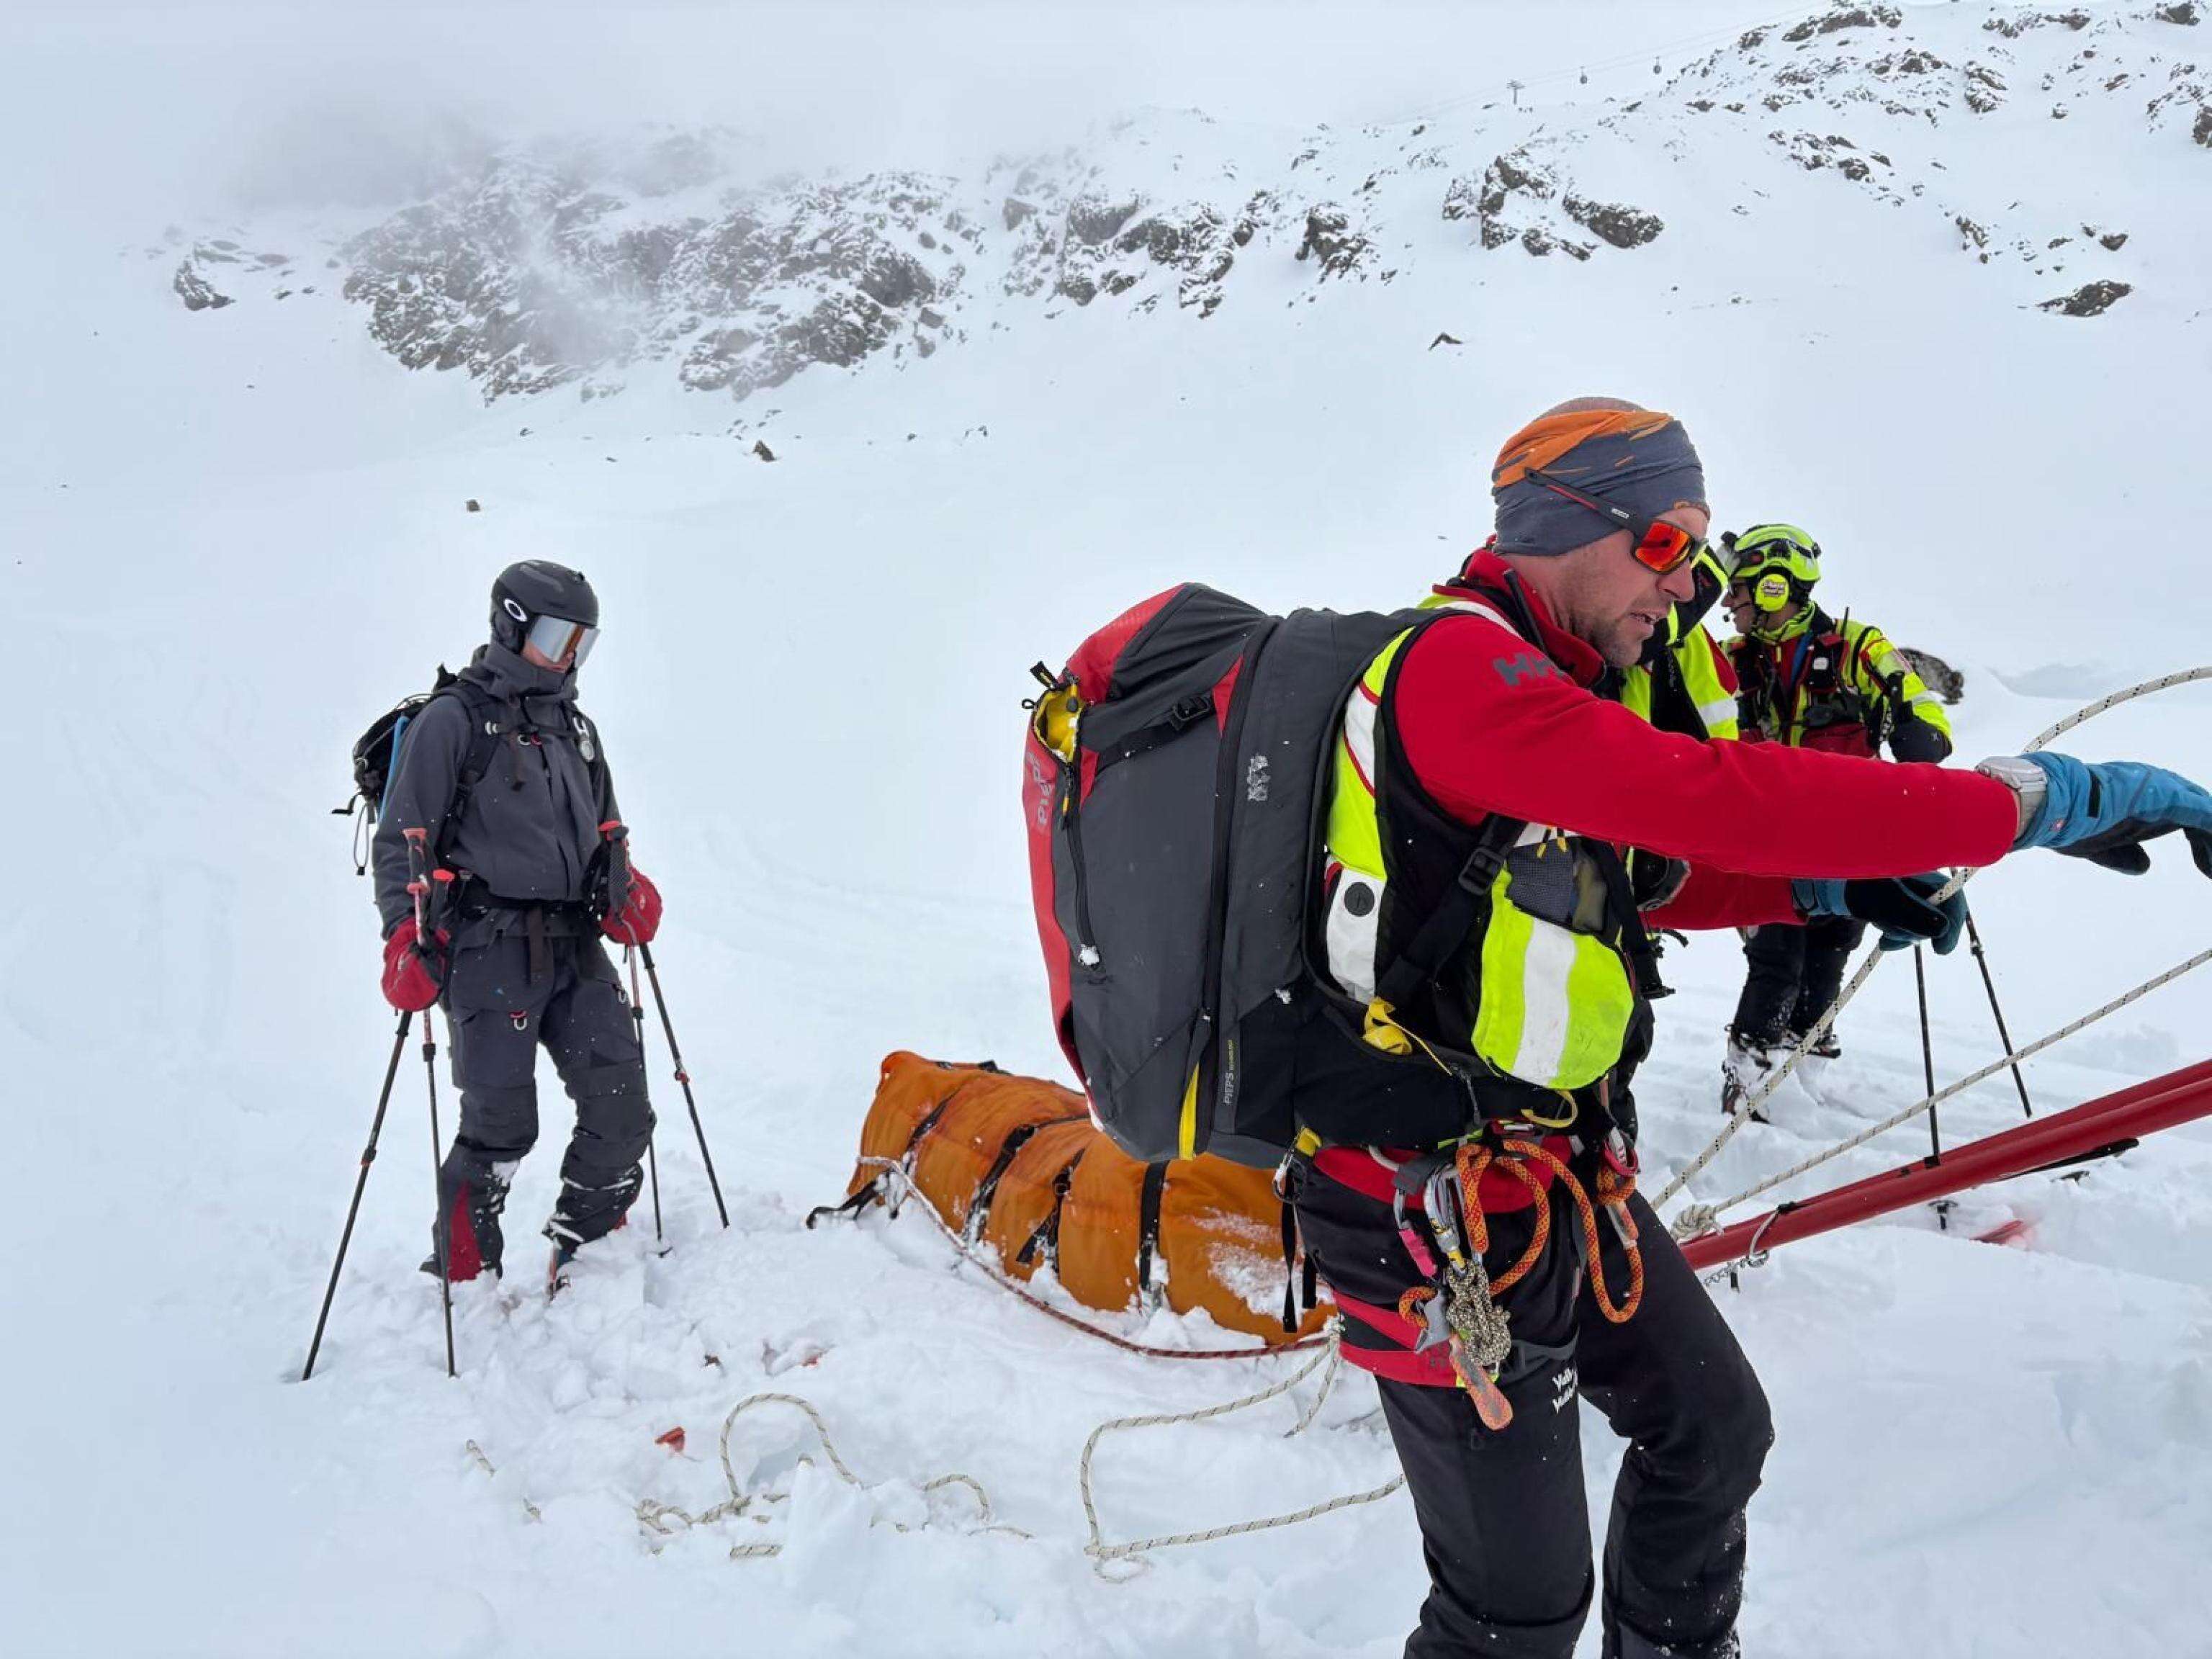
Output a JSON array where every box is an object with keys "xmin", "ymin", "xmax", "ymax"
[{"xmin": 1519, "ymin": 1091, "xmax": 1581, "ymax": 1131}]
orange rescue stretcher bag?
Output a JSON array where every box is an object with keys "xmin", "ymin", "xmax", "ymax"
[{"xmin": 817, "ymin": 1052, "xmax": 1331, "ymax": 1346}]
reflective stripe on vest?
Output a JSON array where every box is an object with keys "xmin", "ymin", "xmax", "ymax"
[
  {"xmin": 1678, "ymin": 627, "xmax": 1741, "ymax": 742},
  {"xmin": 1471, "ymin": 840, "xmax": 1636, "ymax": 1092}
]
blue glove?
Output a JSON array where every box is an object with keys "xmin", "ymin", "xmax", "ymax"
[
  {"xmin": 1792, "ymin": 873, "xmax": 1967, "ymax": 954},
  {"xmin": 1997, "ymin": 753, "xmax": 2212, "ymax": 877}
]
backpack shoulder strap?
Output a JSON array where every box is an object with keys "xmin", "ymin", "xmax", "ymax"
[
  {"xmin": 433, "ymin": 679, "xmax": 506, "ymax": 864},
  {"xmin": 1372, "ymin": 809, "xmax": 1527, "ymax": 1015},
  {"xmin": 567, "ymin": 702, "xmax": 611, "ymax": 790}
]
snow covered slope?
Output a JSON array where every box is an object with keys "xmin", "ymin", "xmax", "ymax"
[{"xmin": 7, "ymin": 3, "xmax": 2212, "ymax": 1655}]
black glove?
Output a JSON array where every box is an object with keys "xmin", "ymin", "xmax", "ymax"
[
  {"xmin": 1792, "ymin": 873, "xmax": 1966, "ymax": 953},
  {"xmin": 1889, "ymin": 716, "xmax": 1952, "ymax": 765}
]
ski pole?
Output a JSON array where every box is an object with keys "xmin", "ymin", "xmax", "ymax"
[
  {"xmin": 1914, "ymin": 944, "xmax": 1949, "ymax": 1232},
  {"xmin": 1965, "ymin": 915, "xmax": 2036, "ymax": 1119},
  {"xmin": 638, "ymin": 940, "xmax": 730, "ymax": 1228},
  {"xmin": 599, "ymin": 822, "xmax": 665, "ymax": 1247},
  {"xmin": 406, "ymin": 827, "xmax": 457, "ymax": 1377},
  {"xmin": 628, "ymin": 947, "xmax": 665, "ymax": 1247},
  {"xmin": 1913, "ymin": 944, "xmax": 1941, "ymax": 1158},
  {"xmin": 302, "ymin": 1010, "xmax": 413, "ymax": 1383}
]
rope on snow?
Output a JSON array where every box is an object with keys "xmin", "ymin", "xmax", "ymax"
[
  {"xmin": 1079, "ymin": 1318, "xmax": 1405, "ymax": 1578},
  {"xmin": 634, "ymin": 1390, "xmax": 1030, "ymax": 1558}
]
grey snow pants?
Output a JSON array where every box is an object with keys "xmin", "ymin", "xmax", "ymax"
[{"xmin": 430, "ymin": 928, "xmax": 653, "ymax": 1276}]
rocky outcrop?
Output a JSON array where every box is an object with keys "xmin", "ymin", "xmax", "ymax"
[
  {"xmin": 171, "ymin": 239, "xmax": 289, "ymax": 312},
  {"xmin": 1563, "ymin": 196, "xmax": 1663, "ymax": 249},
  {"xmin": 173, "ymin": 261, "xmax": 233, "ymax": 311},
  {"xmin": 1294, "ymin": 204, "xmax": 1370, "ymax": 278},
  {"xmin": 333, "ymin": 163, "xmax": 968, "ymax": 401},
  {"xmin": 1783, "ymin": 6, "xmax": 1904, "ymax": 42},
  {"xmin": 1445, "ymin": 150, "xmax": 1655, "ymax": 260},
  {"xmin": 1984, "ymin": 9, "xmax": 2093, "ymax": 37},
  {"xmin": 1897, "ymin": 647, "xmax": 1965, "ymax": 703},
  {"xmin": 2038, "ymin": 279, "xmax": 2131, "ymax": 315}
]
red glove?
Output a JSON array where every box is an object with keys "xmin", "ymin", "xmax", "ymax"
[
  {"xmin": 601, "ymin": 868, "xmax": 662, "ymax": 946},
  {"xmin": 382, "ymin": 918, "xmax": 449, "ymax": 1011}
]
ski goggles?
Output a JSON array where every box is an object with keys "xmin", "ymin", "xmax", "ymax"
[
  {"xmin": 1525, "ymin": 467, "xmax": 1709, "ymax": 576},
  {"xmin": 524, "ymin": 611, "xmax": 599, "ymax": 668}
]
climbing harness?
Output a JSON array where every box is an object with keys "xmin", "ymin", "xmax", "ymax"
[{"xmin": 1394, "ymin": 1135, "xmax": 1643, "ymax": 1431}]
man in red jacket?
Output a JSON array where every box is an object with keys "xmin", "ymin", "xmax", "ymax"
[{"xmin": 1292, "ymin": 397, "xmax": 2212, "ymax": 1659}]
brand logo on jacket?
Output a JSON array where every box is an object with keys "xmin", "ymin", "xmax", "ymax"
[
  {"xmin": 1550, "ymin": 1364, "xmax": 1578, "ymax": 1413},
  {"xmin": 1494, "ymin": 652, "xmax": 1561, "ymax": 689},
  {"xmin": 1026, "ymin": 752, "xmax": 1053, "ymax": 830}
]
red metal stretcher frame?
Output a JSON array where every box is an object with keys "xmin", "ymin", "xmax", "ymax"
[{"xmin": 1677, "ymin": 1058, "xmax": 2212, "ymax": 1272}]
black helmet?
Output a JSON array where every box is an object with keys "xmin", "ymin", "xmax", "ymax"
[{"xmin": 490, "ymin": 560, "xmax": 601, "ymax": 667}]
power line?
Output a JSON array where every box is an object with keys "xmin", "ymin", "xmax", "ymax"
[{"xmin": 1352, "ymin": 9, "xmax": 1796, "ymax": 132}]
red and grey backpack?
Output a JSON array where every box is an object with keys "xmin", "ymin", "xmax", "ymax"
[{"xmin": 1022, "ymin": 584, "xmax": 1462, "ymax": 1168}]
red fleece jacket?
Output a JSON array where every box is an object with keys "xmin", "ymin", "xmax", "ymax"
[{"xmin": 1393, "ymin": 557, "xmax": 2020, "ymax": 930}]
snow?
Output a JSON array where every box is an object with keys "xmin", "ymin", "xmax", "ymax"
[{"xmin": 8, "ymin": 2, "xmax": 2212, "ymax": 1654}]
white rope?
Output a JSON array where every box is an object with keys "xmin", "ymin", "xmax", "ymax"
[
  {"xmin": 634, "ymin": 1393, "xmax": 1030, "ymax": 1558},
  {"xmin": 1079, "ymin": 1318, "xmax": 1406, "ymax": 1578},
  {"xmin": 1657, "ymin": 665, "xmax": 2212, "ymax": 1218},
  {"xmin": 621, "ymin": 1326, "xmax": 1405, "ymax": 1574},
  {"xmin": 1671, "ymin": 943, "xmax": 2212, "ymax": 1241}
]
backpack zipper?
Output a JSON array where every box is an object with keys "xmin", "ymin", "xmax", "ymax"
[{"xmin": 1061, "ymin": 767, "xmax": 1102, "ymax": 970}]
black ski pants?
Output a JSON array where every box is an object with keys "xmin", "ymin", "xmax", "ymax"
[
  {"xmin": 1308, "ymin": 1182, "xmax": 1771, "ymax": 1659},
  {"xmin": 1730, "ymin": 917, "xmax": 1866, "ymax": 1047},
  {"xmin": 434, "ymin": 929, "xmax": 653, "ymax": 1273}
]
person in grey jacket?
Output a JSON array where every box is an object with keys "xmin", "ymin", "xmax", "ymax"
[{"xmin": 375, "ymin": 560, "xmax": 663, "ymax": 1285}]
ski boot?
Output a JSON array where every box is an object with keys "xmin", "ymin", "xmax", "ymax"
[
  {"xmin": 1790, "ymin": 1024, "xmax": 1844, "ymax": 1101},
  {"xmin": 421, "ymin": 1166, "xmax": 513, "ymax": 1283},
  {"xmin": 546, "ymin": 1242, "xmax": 577, "ymax": 1299},
  {"xmin": 1721, "ymin": 1030, "xmax": 1784, "ymax": 1125}
]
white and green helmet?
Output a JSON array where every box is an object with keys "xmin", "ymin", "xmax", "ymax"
[{"xmin": 1725, "ymin": 523, "xmax": 1822, "ymax": 626}]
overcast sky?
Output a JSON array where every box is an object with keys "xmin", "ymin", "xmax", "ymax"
[{"xmin": 5, "ymin": 1, "xmax": 1804, "ymax": 228}]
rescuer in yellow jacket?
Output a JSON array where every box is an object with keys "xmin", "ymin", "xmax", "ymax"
[
  {"xmin": 1617, "ymin": 544, "xmax": 1742, "ymax": 742},
  {"xmin": 1719, "ymin": 523, "xmax": 1955, "ymax": 1115}
]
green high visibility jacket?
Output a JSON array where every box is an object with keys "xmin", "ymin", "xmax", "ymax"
[{"xmin": 1728, "ymin": 609, "xmax": 1953, "ymax": 761}]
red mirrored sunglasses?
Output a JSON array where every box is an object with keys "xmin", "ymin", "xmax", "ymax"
[{"xmin": 1524, "ymin": 467, "xmax": 1707, "ymax": 575}]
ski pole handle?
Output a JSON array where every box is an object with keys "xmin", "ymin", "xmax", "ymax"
[
  {"xmin": 598, "ymin": 819, "xmax": 632, "ymax": 925},
  {"xmin": 402, "ymin": 828, "xmax": 452, "ymax": 947},
  {"xmin": 404, "ymin": 828, "xmax": 430, "ymax": 937}
]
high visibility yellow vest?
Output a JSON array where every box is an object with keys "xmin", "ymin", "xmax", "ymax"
[
  {"xmin": 1320, "ymin": 597, "xmax": 1637, "ymax": 1094},
  {"xmin": 1619, "ymin": 622, "xmax": 1740, "ymax": 741}
]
